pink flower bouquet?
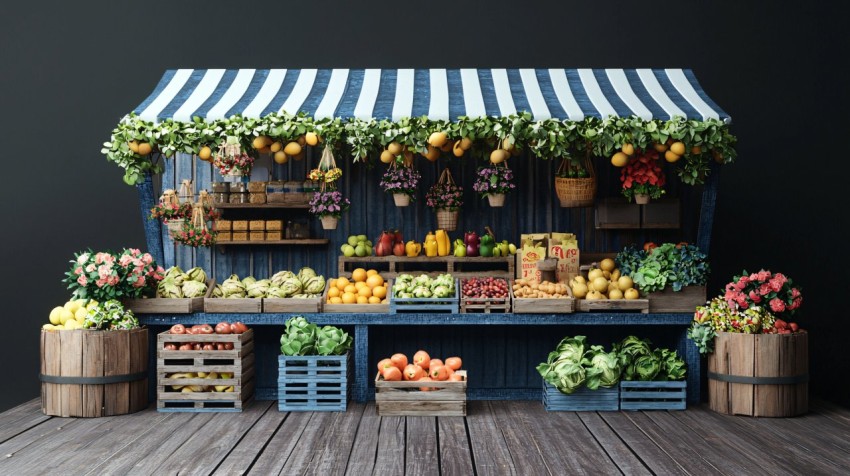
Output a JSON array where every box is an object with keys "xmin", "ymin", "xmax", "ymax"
[{"xmin": 64, "ymin": 248, "xmax": 165, "ymax": 301}]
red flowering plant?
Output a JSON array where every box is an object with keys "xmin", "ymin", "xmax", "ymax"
[
  {"xmin": 172, "ymin": 222, "xmax": 217, "ymax": 247},
  {"xmin": 213, "ymin": 151, "xmax": 255, "ymax": 176},
  {"xmin": 688, "ymin": 269, "xmax": 804, "ymax": 354},
  {"xmin": 149, "ymin": 201, "xmax": 191, "ymax": 222},
  {"xmin": 64, "ymin": 248, "xmax": 165, "ymax": 301},
  {"xmin": 620, "ymin": 150, "xmax": 666, "ymax": 201}
]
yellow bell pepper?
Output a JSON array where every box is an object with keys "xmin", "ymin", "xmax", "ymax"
[
  {"xmin": 435, "ymin": 229, "xmax": 450, "ymax": 256},
  {"xmin": 405, "ymin": 240, "xmax": 422, "ymax": 257},
  {"xmin": 424, "ymin": 234, "xmax": 438, "ymax": 257}
]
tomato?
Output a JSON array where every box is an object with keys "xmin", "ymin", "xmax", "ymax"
[
  {"xmin": 377, "ymin": 358, "xmax": 393, "ymax": 372},
  {"xmin": 676, "ymin": 241, "xmax": 688, "ymax": 249},
  {"xmin": 413, "ymin": 350, "xmax": 431, "ymax": 370},
  {"xmin": 448, "ymin": 373, "xmax": 464, "ymax": 382},
  {"xmin": 643, "ymin": 242, "xmax": 657, "ymax": 253},
  {"xmin": 202, "ymin": 344, "xmax": 214, "ymax": 351},
  {"xmin": 193, "ymin": 343, "xmax": 202, "ymax": 350},
  {"xmin": 178, "ymin": 343, "xmax": 193, "ymax": 351},
  {"xmin": 445, "ymin": 356, "xmax": 462, "ymax": 371},
  {"xmin": 430, "ymin": 365, "xmax": 449, "ymax": 381},
  {"xmin": 390, "ymin": 353, "xmax": 408, "ymax": 372},
  {"xmin": 197, "ymin": 324, "xmax": 214, "ymax": 334},
  {"xmin": 418, "ymin": 377, "xmax": 435, "ymax": 391},
  {"xmin": 230, "ymin": 322, "xmax": 248, "ymax": 334},
  {"xmin": 170, "ymin": 324, "xmax": 186, "ymax": 334},
  {"xmin": 789, "ymin": 322, "xmax": 799, "ymax": 332},
  {"xmin": 164, "ymin": 343, "xmax": 177, "ymax": 350},
  {"xmin": 403, "ymin": 364, "xmax": 425, "ymax": 381},
  {"xmin": 224, "ymin": 342, "xmax": 234, "ymax": 350},
  {"xmin": 429, "ymin": 359, "xmax": 444, "ymax": 369},
  {"xmin": 216, "ymin": 343, "xmax": 226, "ymax": 351},
  {"xmin": 215, "ymin": 322, "xmax": 232, "ymax": 334},
  {"xmin": 381, "ymin": 366, "xmax": 402, "ymax": 381}
]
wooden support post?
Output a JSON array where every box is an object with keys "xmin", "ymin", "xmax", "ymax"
[
  {"xmin": 137, "ymin": 171, "xmax": 164, "ymax": 267},
  {"xmin": 696, "ymin": 163, "xmax": 720, "ymax": 254},
  {"xmin": 354, "ymin": 324, "xmax": 368, "ymax": 403}
]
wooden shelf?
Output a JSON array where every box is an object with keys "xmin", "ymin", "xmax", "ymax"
[
  {"xmin": 216, "ymin": 239, "xmax": 328, "ymax": 246},
  {"xmin": 214, "ymin": 203, "xmax": 310, "ymax": 209}
]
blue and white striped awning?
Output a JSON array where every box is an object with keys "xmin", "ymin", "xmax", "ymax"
[{"xmin": 133, "ymin": 68, "xmax": 730, "ymax": 124}]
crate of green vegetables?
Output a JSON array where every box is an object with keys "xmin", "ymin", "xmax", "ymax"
[
  {"xmin": 389, "ymin": 273, "xmax": 459, "ymax": 314},
  {"xmin": 614, "ymin": 336, "xmax": 688, "ymax": 411},
  {"xmin": 278, "ymin": 316, "xmax": 352, "ymax": 412},
  {"xmin": 537, "ymin": 335, "xmax": 622, "ymax": 411}
]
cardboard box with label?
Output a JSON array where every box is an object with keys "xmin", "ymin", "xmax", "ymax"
[
  {"xmin": 517, "ymin": 233, "xmax": 548, "ymax": 281},
  {"xmin": 549, "ymin": 232, "xmax": 580, "ymax": 283}
]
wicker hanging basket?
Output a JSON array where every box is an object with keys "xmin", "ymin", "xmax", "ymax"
[
  {"xmin": 554, "ymin": 155, "xmax": 597, "ymax": 208},
  {"xmin": 433, "ymin": 168, "xmax": 460, "ymax": 231}
]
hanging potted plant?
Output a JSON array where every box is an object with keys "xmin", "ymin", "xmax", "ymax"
[
  {"xmin": 620, "ymin": 150, "xmax": 666, "ymax": 205},
  {"xmin": 379, "ymin": 161, "xmax": 421, "ymax": 207},
  {"xmin": 213, "ymin": 137, "xmax": 255, "ymax": 182},
  {"xmin": 309, "ymin": 146, "xmax": 349, "ymax": 230},
  {"xmin": 172, "ymin": 202, "xmax": 218, "ymax": 247},
  {"xmin": 425, "ymin": 168, "xmax": 463, "ymax": 231},
  {"xmin": 473, "ymin": 163, "xmax": 516, "ymax": 207},
  {"xmin": 149, "ymin": 189, "xmax": 192, "ymax": 234}
]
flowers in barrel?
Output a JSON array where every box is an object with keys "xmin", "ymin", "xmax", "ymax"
[
  {"xmin": 64, "ymin": 248, "xmax": 165, "ymax": 301},
  {"xmin": 379, "ymin": 164, "xmax": 421, "ymax": 201},
  {"xmin": 687, "ymin": 269, "xmax": 804, "ymax": 354},
  {"xmin": 472, "ymin": 164, "xmax": 516, "ymax": 198},
  {"xmin": 620, "ymin": 150, "xmax": 666, "ymax": 202}
]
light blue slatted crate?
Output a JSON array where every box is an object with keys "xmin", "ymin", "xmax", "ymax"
[
  {"xmin": 278, "ymin": 353, "xmax": 350, "ymax": 412},
  {"xmin": 542, "ymin": 380, "xmax": 620, "ymax": 411},
  {"xmin": 619, "ymin": 381, "xmax": 687, "ymax": 410},
  {"xmin": 389, "ymin": 279, "xmax": 460, "ymax": 314}
]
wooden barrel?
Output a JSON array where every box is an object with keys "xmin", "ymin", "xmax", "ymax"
[
  {"xmin": 708, "ymin": 331, "xmax": 808, "ymax": 417},
  {"xmin": 40, "ymin": 328, "xmax": 149, "ymax": 417}
]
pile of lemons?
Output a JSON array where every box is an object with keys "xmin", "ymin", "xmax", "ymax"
[
  {"xmin": 44, "ymin": 299, "xmax": 97, "ymax": 330},
  {"xmin": 326, "ymin": 268, "xmax": 389, "ymax": 305}
]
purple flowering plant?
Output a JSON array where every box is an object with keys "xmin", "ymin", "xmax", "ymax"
[
  {"xmin": 472, "ymin": 165, "xmax": 516, "ymax": 198},
  {"xmin": 425, "ymin": 182, "xmax": 464, "ymax": 211},
  {"xmin": 380, "ymin": 165, "xmax": 421, "ymax": 199},
  {"xmin": 308, "ymin": 188, "xmax": 351, "ymax": 219}
]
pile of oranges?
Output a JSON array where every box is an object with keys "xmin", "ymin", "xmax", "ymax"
[{"xmin": 326, "ymin": 268, "xmax": 388, "ymax": 305}]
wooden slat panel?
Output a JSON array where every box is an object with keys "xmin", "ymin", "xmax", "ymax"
[
  {"xmin": 175, "ymin": 153, "xmax": 195, "ymax": 271},
  {"xmin": 465, "ymin": 401, "xmax": 516, "ymax": 476},
  {"xmin": 195, "ymin": 153, "xmax": 213, "ymax": 275},
  {"xmin": 372, "ymin": 415, "xmax": 405, "ymax": 476},
  {"xmin": 438, "ymin": 414, "xmax": 475, "ymax": 476},
  {"xmin": 102, "ymin": 330, "xmax": 130, "ymax": 416},
  {"xmin": 598, "ymin": 412, "xmax": 685, "ymax": 476},
  {"xmin": 59, "ymin": 330, "xmax": 83, "ymax": 417},
  {"xmin": 622, "ymin": 411, "xmax": 726, "ymax": 474},
  {"xmin": 278, "ymin": 412, "xmax": 335, "ymax": 474},
  {"xmin": 342, "ymin": 403, "xmax": 380, "ymax": 476},
  {"xmin": 161, "ymin": 157, "xmax": 176, "ymax": 268},
  {"xmin": 82, "ymin": 331, "xmax": 104, "ymax": 417},
  {"xmin": 211, "ymin": 407, "xmax": 287, "ymax": 475},
  {"xmin": 304, "ymin": 403, "xmax": 365, "ymax": 475},
  {"xmin": 489, "ymin": 401, "xmax": 550, "ymax": 475},
  {"xmin": 576, "ymin": 412, "xmax": 652, "ymax": 476},
  {"xmin": 248, "ymin": 411, "xmax": 313, "ymax": 474},
  {"xmin": 405, "ymin": 416, "xmax": 438, "ymax": 476},
  {"xmin": 0, "ymin": 400, "xmax": 51, "ymax": 445}
]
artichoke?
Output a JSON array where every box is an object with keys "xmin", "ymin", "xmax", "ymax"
[
  {"xmin": 302, "ymin": 275, "xmax": 326, "ymax": 294},
  {"xmin": 280, "ymin": 277, "xmax": 303, "ymax": 297},
  {"xmin": 157, "ymin": 278, "xmax": 184, "ymax": 298},
  {"xmin": 279, "ymin": 316, "xmax": 318, "ymax": 356},
  {"xmin": 266, "ymin": 286, "xmax": 287, "ymax": 298},
  {"xmin": 221, "ymin": 274, "xmax": 247, "ymax": 298},
  {"xmin": 247, "ymin": 279, "xmax": 271, "ymax": 298},
  {"xmin": 185, "ymin": 267, "xmax": 207, "ymax": 283},
  {"xmin": 181, "ymin": 280, "xmax": 208, "ymax": 298},
  {"xmin": 212, "ymin": 284, "xmax": 223, "ymax": 298},
  {"xmin": 316, "ymin": 325, "xmax": 353, "ymax": 356},
  {"xmin": 241, "ymin": 276, "xmax": 256, "ymax": 287},
  {"xmin": 271, "ymin": 270, "xmax": 296, "ymax": 288},
  {"xmin": 634, "ymin": 354, "xmax": 662, "ymax": 381},
  {"xmin": 297, "ymin": 267, "xmax": 317, "ymax": 283},
  {"xmin": 164, "ymin": 266, "xmax": 184, "ymax": 280}
]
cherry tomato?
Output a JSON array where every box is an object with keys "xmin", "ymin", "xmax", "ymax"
[{"xmin": 170, "ymin": 324, "xmax": 186, "ymax": 334}]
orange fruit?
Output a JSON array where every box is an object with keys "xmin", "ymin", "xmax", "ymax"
[
  {"xmin": 329, "ymin": 296, "xmax": 343, "ymax": 304},
  {"xmin": 669, "ymin": 141, "xmax": 686, "ymax": 156},
  {"xmin": 328, "ymin": 287, "xmax": 341, "ymax": 298},
  {"xmin": 368, "ymin": 296, "xmax": 382, "ymax": 304},
  {"xmin": 343, "ymin": 284, "xmax": 357, "ymax": 294},
  {"xmin": 387, "ymin": 142, "xmax": 403, "ymax": 155},
  {"xmin": 252, "ymin": 136, "xmax": 267, "ymax": 149},
  {"xmin": 356, "ymin": 296, "xmax": 369, "ymax": 304},
  {"xmin": 284, "ymin": 142, "xmax": 302, "ymax": 156},
  {"xmin": 137, "ymin": 142, "xmax": 152, "ymax": 155},
  {"xmin": 354, "ymin": 281, "xmax": 368, "ymax": 290},
  {"xmin": 270, "ymin": 141, "xmax": 283, "ymax": 153},
  {"xmin": 372, "ymin": 285, "xmax": 387, "ymax": 299},
  {"xmin": 357, "ymin": 286, "xmax": 372, "ymax": 298},
  {"xmin": 351, "ymin": 268, "xmax": 367, "ymax": 282},
  {"xmin": 365, "ymin": 274, "xmax": 384, "ymax": 289},
  {"xmin": 336, "ymin": 277, "xmax": 350, "ymax": 291},
  {"xmin": 328, "ymin": 278, "xmax": 337, "ymax": 289},
  {"xmin": 366, "ymin": 269, "xmax": 379, "ymax": 277},
  {"xmin": 341, "ymin": 292, "xmax": 357, "ymax": 304},
  {"xmin": 305, "ymin": 132, "xmax": 319, "ymax": 146}
]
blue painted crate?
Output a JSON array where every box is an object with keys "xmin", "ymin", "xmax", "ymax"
[
  {"xmin": 390, "ymin": 279, "xmax": 460, "ymax": 314},
  {"xmin": 278, "ymin": 353, "xmax": 350, "ymax": 412},
  {"xmin": 542, "ymin": 380, "xmax": 620, "ymax": 411},
  {"xmin": 619, "ymin": 380, "xmax": 687, "ymax": 411}
]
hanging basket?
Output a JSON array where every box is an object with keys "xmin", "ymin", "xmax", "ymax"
[
  {"xmin": 393, "ymin": 193, "xmax": 411, "ymax": 207},
  {"xmin": 321, "ymin": 216, "xmax": 339, "ymax": 230},
  {"xmin": 436, "ymin": 209, "xmax": 459, "ymax": 231},
  {"xmin": 555, "ymin": 156, "xmax": 597, "ymax": 208},
  {"xmin": 487, "ymin": 193, "xmax": 506, "ymax": 207},
  {"xmin": 166, "ymin": 219, "xmax": 186, "ymax": 235}
]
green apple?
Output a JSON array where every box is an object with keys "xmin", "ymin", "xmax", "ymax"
[
  {"xmin": 356, "ymin": 234, "xmax": 368, "ymax": 242},
  {"xmin": 342, "ymin": 245, "xmax": 356, "ymax": 257},
  {"xmin": 347, "ymin": 235, "xmax": 359, "ymax": 247},
  {"xmin": 355, "ymin": 244, "xmax": 367, "ymax": 257}
]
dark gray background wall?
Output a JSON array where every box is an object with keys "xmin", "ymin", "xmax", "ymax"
[{"xmin": 1, "ymin": 0, "xmax": 847, "ymax": 412}]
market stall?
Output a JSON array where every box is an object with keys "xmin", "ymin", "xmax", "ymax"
[{"xmin": 98, "ymin": 68, "xmax": 736, "ymax": 407}]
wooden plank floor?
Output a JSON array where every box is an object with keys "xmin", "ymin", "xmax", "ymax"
[{"xmin": 1, "ymin": 399, "xmax": 849, "ymax": 475}]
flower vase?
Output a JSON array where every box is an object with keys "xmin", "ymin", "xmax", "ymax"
[
  {"xmin": 634, "ymin": 193, "xmax": 650, "ymax": 205},
  {"xmin": 436, "ymin": 208, "xmax": 459, "ymax": 231},
  {"xmin": 487, "ymin": 193, "xmax": 506, "ymax": 207},
  {"xmin": 392, "ymin": 193, "xmax": 411, "ymax": 207},
  {"xmin": 321, "ymin": 216, "xmax": 339, "ymax": 230}
]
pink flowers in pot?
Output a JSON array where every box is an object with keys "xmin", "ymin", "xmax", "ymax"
[
  {"xmin": 724, "ymin": 269, "xmax": 802, "ymax": 317},
  {"xmin": 309, "ymin": 189, "xmax": 351, "ymax": 219},
  {"xmin": 65, "ymin": 248, "xmax": 164, "ymax": 301}
]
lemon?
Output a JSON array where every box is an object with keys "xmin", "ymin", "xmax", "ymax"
[
  {"xmin": 617, "ymin": 276, "xmax": 634, "ymax": 291},
  {"xmin": 587, "ymin": 268, "xmax": 604, "ymax": 281},
  {"xmin": 137, "ymin": 142, "xmax": 152, "ymax": 155},
  {"xmin": 284, "ymin": 142, "xmax": 302, "ymax": 156},
  {"xmin": 296, "ymin": 135, "xmax": 306, "ymax": 146},
  {"xmin": 86, "ymin": 300, "xmax": 99, "ymax": 310},
  {"xmin": 49, "ymin": 306, "xmax": 64, "ymax": 325},
  {"xmin": 592, "ymin": 277, "xmax": 610, "ymax": 293},
  {"xmin": 252, "ymin": 136, "xmax": 267, "ymax": 149},
  {"xmin": 621, "ymin": 143, "xmax": 635, "ymax": 156},
  {"xmin": 608, "ymin": 289, "xmax": 624, "ymax": 300},
  {"xmin": 75, "ymin": 307, "xmax": 88, "ymax": 323},
  {"xmin": 42, "ymin": 324, "xmax": 56, "ymax": 330},
  {"xmin": 64, "ymin": 320, "xmax": 81, "ymax": 330},
  {"xmin": 625, "ymin": 288, "xmax": 640, "ymax": 299},
  {"xmin": 460, "ymin": 137, "xmax": 473, "ymax": 150},
  {"xmin": 305, "ymin": 132, "xmax": 319, "ymax": 146},
  {"xmin": 274, "ymin": 151, "xmax": 288, "ymax": 164},
  {"xmin": 387, "ymin": 142, "xmax": 403, "ymax": 155},
  {"xmin": 128, "ymin": 140, "xmax": 140, "ymax": 153},
  {"xmin": 652, "ymin": 142, "xmax": 668, "ymax": 153},
  {"xmin": 452, "ymin": 140, "xmax": 465, "ymax": 157},
  {"xmin": 489, "ymin": 149, "xmax": 507, "ymax": 164},
  {"xmin": 59, "ymin": 308, "xmax": 75, "ymax": 325},
  {"xmin": 428, "ymin": 132, "xmax": 447, "ymax": 148},
  {"xmin": 611, "ymin": 152, "xmax": 629, "ymax": 167},
  {"xmin": 198, "ymin": 146, "xmax": 212, "ymax": 160},
  {"xmin": 571, "ymin": 282, "xmax": 588, "ymax": 299},
  {"xmin": 424, "ymin": 146, "xmax": 440, "ymax": 162},
  {"xmin": 669, "ymin": 141, "xmax": 686, "ymax": 156},
  {"xmin": 270, "ymin": 141, "xmax": 283, "ymax": 153},
  {"xmin": 64, "ymin": 300, "xmax": 81, "ymax": 314}
]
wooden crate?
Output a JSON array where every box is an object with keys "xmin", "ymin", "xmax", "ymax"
[
  {"xmin": 156, "ymin": 329, "xmax": 255, "ymax": 412},
  {"xmin": 595, "ymin": 198, "xmax": 640, "ymax": 229},
  {"xmin": 375, "ymin": 370, "xmax": 467, "ymax": 416},
  {"xmin": 542, "ymin": 381, "xmax": 619, "ymax": 411},
  {"xmin": 321, "ymin": 277, "xmax": 389, "ymax": 313},
  {"xmin": 204, "ymin": 297, "xmax": 263, "ymax": 313},
  {"xmin": 648, "ymin": 286, "xmax": 707, "ymax": 313},
  {"xmin": 642, "ymin": 198, "xmax": 681, "ymax": 229},
  {"xmin": 232, "ymin": 220, "xmax": 248, "ymax": 231},
  {"xmin": 390, "ymin": 279, "xmax": 459, "ymax": 314},
  {"xmin": 40, "ymin": 328, "xmax": 148, "ymax": 417},
  {"xmin": 576, "ymin": 298, "xmax": 649, "ymax": 313},
  {"xmin": 249, "ymin": 219, "xmax": 265, "ymax": 231},
  {"xmin": 263, "ymin": 296, "xmax": 322, "ymax": 313},
  {"xmin": 708, "ymin": 331, "xmax": 808, "ymax": 417},
  {"xmin": 278, "ymin": 353, "xmax": 349, "ymax": 412},
  {"xmin": 123, "ymin": 278, "xmax": 214, "ymax": 314},
  {"xmin": 509, "ymin": 280, "xmax": 574, "ymax": 313},
  {"xmin": 620, "ymin": 381, "xmax": 687, "ymax": 411},
  {"xmin": 460, "ymin": 278, "xmax": 511, "ymax": 313},
  {"xmin": 338, "ymin": 255, "xmax": 514, "ymax": 279}
]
